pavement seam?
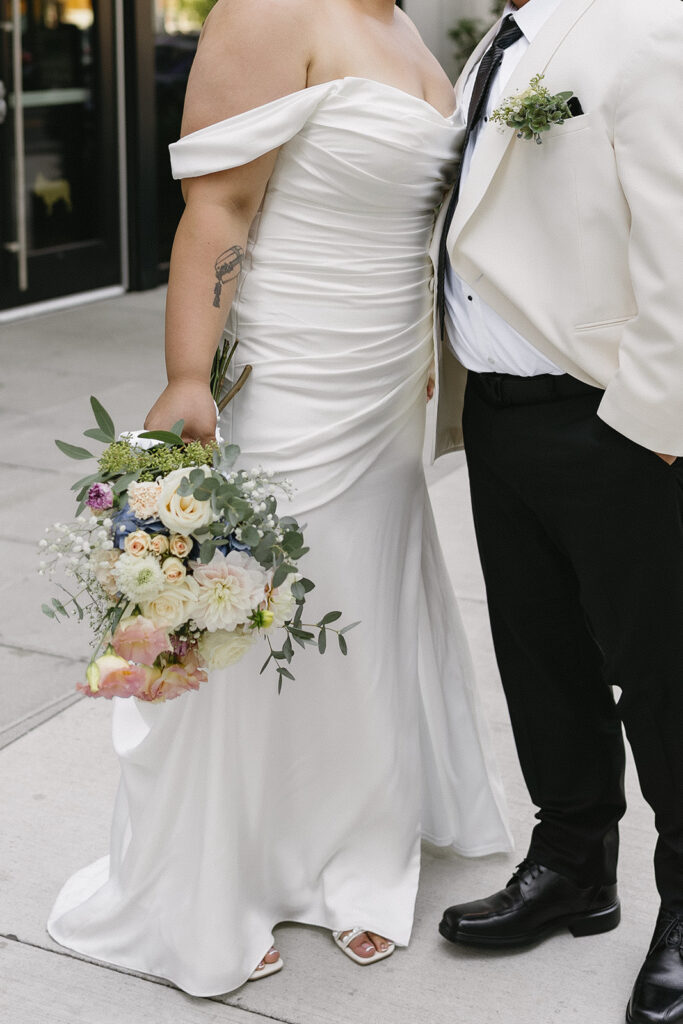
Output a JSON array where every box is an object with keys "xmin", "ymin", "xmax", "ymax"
[{"xmin": 0, "ymin": 933, "xmax": 300, "ymax": 1023}]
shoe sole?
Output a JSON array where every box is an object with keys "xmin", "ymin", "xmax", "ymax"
[{"xmin": 438, "ymin": 901, "xmax": 621, "ymax": 949}]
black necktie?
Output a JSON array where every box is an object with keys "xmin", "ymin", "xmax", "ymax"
[{"xmin": 437, "ymin": 15, "xmax": 524, "ymax": 328}]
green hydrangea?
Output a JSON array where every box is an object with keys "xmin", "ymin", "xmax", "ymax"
[{"xmin": 99, "ymin": 439, "xmax": 218, "ymax": 482}]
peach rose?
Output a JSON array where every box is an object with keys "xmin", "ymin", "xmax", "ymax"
[
  {"xmin": 162, "ymin": 556, "xmax": 186, "ymax": 584},
  {"xmin": 169, "ymin": 534, "xmax": 192, "ymax": 558},
  {"xmin": 150, "ymin": 534, "xmax": 170, "ymax": 556},
  {"xmin": 124, "ymin": 529, "xmax": 152, "ymax": 557}
]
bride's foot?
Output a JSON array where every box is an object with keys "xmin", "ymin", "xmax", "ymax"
[
  {"xmin": 333, "ymin": 928, "xmax": 395, "ymax": 965},
  {"xmin": 248, "ymin": 946, "xmax": 283, "ymax": 981}
]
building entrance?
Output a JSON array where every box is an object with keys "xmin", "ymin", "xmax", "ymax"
[{"xmin": 0, "ymin": 0, "xmax": 122, "ymax": 311}]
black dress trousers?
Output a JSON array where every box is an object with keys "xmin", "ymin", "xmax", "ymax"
[{"xmin": 462, "ymin": 373, "xmax": 683, "ymax": 911}]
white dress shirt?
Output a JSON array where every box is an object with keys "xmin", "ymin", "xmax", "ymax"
[{"xmin": 445, "ymin": 0, "xmax": 565, "ymax": 377}]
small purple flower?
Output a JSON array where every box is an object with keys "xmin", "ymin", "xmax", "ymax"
[
  {"xmin": 171, "ymin": 636, "xmax": 191, "ymax": 658},
  {"xmin": 87, "ymin": 482, "xmax": 114, "ymax": 511}
]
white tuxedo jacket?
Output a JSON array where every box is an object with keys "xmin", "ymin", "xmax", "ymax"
[{"xmin": 430, "ymin": 0, "xmax": 683, "ymax": 459}]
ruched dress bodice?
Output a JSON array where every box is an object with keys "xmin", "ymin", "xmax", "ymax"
[
  {"xmin": 48, "ymin": 78, "xmax": 510, "ymax": 997},
  {"xmin": 171, "ymin": 78, "xmax": 461, "ymax": 507}
]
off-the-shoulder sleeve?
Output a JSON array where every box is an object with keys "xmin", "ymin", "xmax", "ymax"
[{"xmin": 169, "ymin": 81, "xmax": 338, "ymax": 179}]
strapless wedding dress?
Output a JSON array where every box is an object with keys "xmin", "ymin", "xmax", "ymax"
[{"xmin": 47, "ymin": 77, "xmax": 512, "ymax": 996}]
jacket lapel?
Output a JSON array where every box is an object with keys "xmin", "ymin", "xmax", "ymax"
[{"xmin": 447, "ymin": 0, "xmax": 598, "ymax": 251}]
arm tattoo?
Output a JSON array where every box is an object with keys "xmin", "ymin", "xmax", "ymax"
[{"xmin": 213, "ymin": 245, "xmax": 245, "ymax": 308}]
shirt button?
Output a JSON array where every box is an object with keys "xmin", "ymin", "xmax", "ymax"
[{"xmin": 467, "ymin": 295, "xmax": 473, "ymax": 302}]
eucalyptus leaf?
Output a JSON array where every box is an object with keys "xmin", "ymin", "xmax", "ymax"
[
  {"xmin": 90, "ymin": 396, "xmax": 116, "ymax": 439},
  {"xmin": 278, "ymin": 666, "xmax": 295, "ymax": 682},
  {"xmin": 241, "ymin": 526, "xmax": 261, "ymax": 548},
  {"xmin": 171, "ymin": 419, "xmax": 185, "ymax": 437},
  {"xmin": 199, "ymin": 540, "xmax": 217, "ymax": 564},
  {"xmin": 113, "ymin": 472, "xmax": 139, "ymax": 495},
  {"xmin": 70, "ymin": 471, "xmax": 101, "ymax": 493},
  {"xmin": 272, "ymin": 562, "xmax": 295, "ymax": 589},
  {"xmin": 283, "ymin": 636, "xmax": 294, "ymax": 663},
  {"xmin": 340, "ymin": 621, "xmax": 361, "ymax": 635},
  {"xmin": 260, "ymin": 653, "xmax": 273, "ymax": 675},
  {"xmin": 291, "ymin": 581, "xmax": 306, "ymax": 601},
  {"xmin": 138, "ymin": 430, "xmax": 185, "ymax": 446},
  {"xmin": 318, "ymin": 628, "xmax": 327, "ymax": 655},
  {"xmin": 319, "ymin": 611, "xmax": 342, "ymax": 626},
  {"xmin": 55, "ymin": 439, "xmax": 95, "ymax": 461},
  {"xmin": 289, "ymin": 627, "xmax": 314, "ymax": 641},
  {"xmin": 52, "ymin": 598, "xmax": 68, "ymax": 617},
  {"xmin": 83, "ymin": 427, "xmax": 115, "ymax": 444},
  {"xmin": 42, "ymin": 603, "xmax": 56, "ymax": 619},
  {"xmin": 338, "ymin": 634, "xmax": 348, "ymax": 656}
]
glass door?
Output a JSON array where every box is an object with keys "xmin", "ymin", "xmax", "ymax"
[{"xmin": 0, "ymin": 0, "xmax": 121, "ymax": 311}]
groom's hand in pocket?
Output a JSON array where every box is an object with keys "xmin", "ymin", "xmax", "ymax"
[{"xmin": 144, "ymin": 380, "xmax": 217, "ymax": 445}]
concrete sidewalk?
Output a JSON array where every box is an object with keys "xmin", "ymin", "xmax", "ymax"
[{"xmin": 0, "ymin": 290, "xmax": 658, "ymax": 1024}]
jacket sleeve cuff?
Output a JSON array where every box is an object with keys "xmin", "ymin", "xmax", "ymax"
[{"xmin": 598, "ymin": 383, "xmax": 683, "ymax": 457}]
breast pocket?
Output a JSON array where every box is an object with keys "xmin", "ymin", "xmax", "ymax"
[{"xmin": 542, "ymin": 112, "xmax": 596, "ymax": 141}]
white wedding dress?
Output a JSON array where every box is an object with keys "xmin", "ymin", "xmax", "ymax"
[{"xmin": 48, "ymin": 77, "xmax": 512, "ymax": 996}]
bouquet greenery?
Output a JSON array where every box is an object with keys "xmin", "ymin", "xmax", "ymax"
[
  {"xmin": 41, "ymin": 394, "xmax": 356, "ymax": 701},
  {"xmin": 491, "ymin": 74, "xmax": 576, "ymax": 145}
]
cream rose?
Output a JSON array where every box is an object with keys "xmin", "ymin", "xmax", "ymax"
[
  {"xmin": 162, "ymin": 556, "xmax": 186, "ymax": 584},
  {"xmin": 139, "ymin": 577, "xmax": 200, "ymax": 630},
  {"xmin": 198, "ymin": 628, "xmax": 256, "ymax": 671},
  {"xmin": 169, "ymin": 534, "xmax": 192, "ymax": 558},
  {"xmin": 157, "ymin": 467, "xmax": 215, "ymax": 535},
  {"xmin": 124, "ymin": 529, "xmax": 152, "ymax": 557},
  {"xmin": 150, "ymin": 534, "xmax": 170, "ymax": 556}
]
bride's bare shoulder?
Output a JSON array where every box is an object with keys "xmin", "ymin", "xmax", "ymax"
[
  {"xmin": 202, "ymin": 0, "xmax": 317, "ymax": 39},
  {"xmin": 394, "ymin": 5, "xmax": 423, "ymax": 39},
  {"xmin": 182, "ymin": 0, "xmax": 317, "ymax": 134}
]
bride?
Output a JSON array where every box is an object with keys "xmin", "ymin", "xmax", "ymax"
[{"xmin": 48, "ymin": 0, "xmax": 512, "ymax": 995}]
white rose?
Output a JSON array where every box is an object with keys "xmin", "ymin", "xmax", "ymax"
[
  {"xmin": 157, "ymin": 466, "xmax": 215, "ymax": 535},
  {"xmin": 91, "ymin": 548, "xmax": 121, "ymax": 599},
  {"xmin": 161, "ymin": 556, "xmax": 187, "ymax": 584},
  {"xmin": 198, "ymin": 628, "xmax": 256, "ymax": 670},
  {"xmin": 139, "ymin": 577, "xmax": 200, "ymax": 629}
]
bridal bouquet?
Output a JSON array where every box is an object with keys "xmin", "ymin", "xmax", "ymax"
[{"xmin": 40, "ymin": 394, "xmax": 355, "ymax": 702}]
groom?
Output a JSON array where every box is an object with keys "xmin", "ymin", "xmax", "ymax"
[{"xmin": 431, "ymin": 0, "xmax": 683, "ymax": 1021}]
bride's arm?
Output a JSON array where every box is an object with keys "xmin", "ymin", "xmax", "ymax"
[{"xmin": 144, "ymin": 0, "xmax": 313, "ymax": 443}]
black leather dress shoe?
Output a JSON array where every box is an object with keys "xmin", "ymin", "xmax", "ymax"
[
  {"xmin": 439, "ymin": 858, "xmax": 620, "ymax": 948},
  {"xmin": 627, "ymin": 909, "xmax": 683, "ymax": 1023}
]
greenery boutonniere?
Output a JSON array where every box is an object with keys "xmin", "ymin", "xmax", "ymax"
[{"xmin": 491, "ymin": 74, "xmax": 578, "ymax": 144}]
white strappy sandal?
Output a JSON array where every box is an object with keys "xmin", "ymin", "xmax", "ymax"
[
  {"xmin": 248, "ymin": 946, "xmax": 284, "ymax": 981},
  {"xmin": 332, "ymin": 928, "xmax": 396, "ymax": 965}
]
